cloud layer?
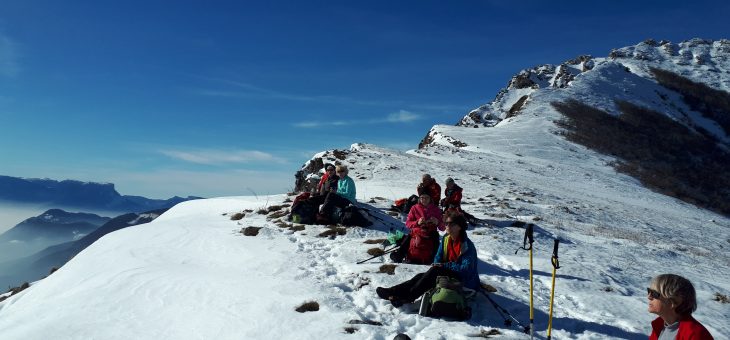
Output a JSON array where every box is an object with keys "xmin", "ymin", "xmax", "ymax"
[
  {"xmin": 160, "ymin": 149, "xmax": 287, "ymax": 165},
  {"xmin": 293, "ymin": 110, "xmax": 421, "ymax": 128}
]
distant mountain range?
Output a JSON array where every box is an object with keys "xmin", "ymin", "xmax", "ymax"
[
  {"xmin": 0, "ymin": 209, "xmax": 110, "ymax": 244},
  {"xmin": 0, "ymin": 209, "xmax": 164, "ymax": 288},
  {"xmin": 0, "ymin": 175, "xmax": 201, "ymax": 213}
]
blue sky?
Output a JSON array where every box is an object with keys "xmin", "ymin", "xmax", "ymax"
[{"xmin": 0, "ymin": 0, "xmax": 728, "ymax": 198}]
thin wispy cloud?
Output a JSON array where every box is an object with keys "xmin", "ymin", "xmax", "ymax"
[
  {"xmin": 0, "ymin": 33, "xmax": 20, "ymax": 77},
  {"xmin": 294, "ymin": 110, "xmax": 422, "ymax": 128},
  {"xmin": 160, "ymin": 149, "xmax": 287, "ymax": 165},
  {"xmin": 386, "ymin": 110, "xmax": 419, "ymax": 123},
  {"xmin": 195, "ymin": 77, "xmax": 406, "ymax": 107}
]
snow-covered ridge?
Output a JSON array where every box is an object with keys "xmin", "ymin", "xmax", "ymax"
[{"xmin": 460, "ymin": 38, "xmax": 730, "ymax": 133}]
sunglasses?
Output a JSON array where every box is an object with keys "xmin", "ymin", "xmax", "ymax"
[{"xmin": 647, "ymin": 288, "xmax": 661, "ymax": 299}]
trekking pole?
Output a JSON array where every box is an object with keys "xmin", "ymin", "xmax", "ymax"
[
  {"xmin": 478, "ymin": 289, "xmax": 530, "ymax": 334},
  {"xmin": 514, "ymin": 223, "xmax": 534, "ymax": 340},
  {"xmin": 356, "ymin": 246, "xmax": 400, "ymax": 264},
  {"xmin": 547, "ymin": 239, "xmax": 561, "ymax": 340}
]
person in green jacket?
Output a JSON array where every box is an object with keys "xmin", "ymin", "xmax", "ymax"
[{"xmin": 335, "ymin": 165, "xmax": 356, "ymax": 202}]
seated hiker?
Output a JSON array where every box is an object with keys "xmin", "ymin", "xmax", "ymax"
[
  {"xmin": 336, "ymin": 165, "xmax": 356, "ymax": 202},
  {"xmin": 403, "ymin": 193, "xmax": 443, "ymax": 264},
  {"xmin": 440, "ymin": 177, "xmax": 462, "ymax": 211},
  {"xmin": 318, "ymin": 165, "xmax": 357, "ymax": 223},
  {"xmin": 417, "ymin": 174, "xmax": 441, "ymax": 205},
  {"xmin": 376, "ymin": 213, "xmax": 478, "ymax": 306},
  {"xmin": 316, "ymin": 163, "xmax": 338, "ymax": 196}
]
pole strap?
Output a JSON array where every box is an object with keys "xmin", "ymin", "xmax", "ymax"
[{"xmin": 514, "ymin": 223, "xmax": 534, "ymax": 254}]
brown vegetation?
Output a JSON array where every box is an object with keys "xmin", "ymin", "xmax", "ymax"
[
  {"xmin": 553, "ymin": 99, "xmax": 730, "ymax": 215},
  {"xmin": 378, "ymin": 264, "xmax": 397, "ymax": 275},
  {"xmin": 241, "ymin": 227, "xmax": 262, "ymax": 236},
  {"xmin": 367, "ymin": 248, "xmax": 385, "ymax": 257},
  {"xmin": 230, "ymin": 212, "xmax": 245, "ymax": 221},
  {"xmin": 650, "ymin": 67, "xmax": 730, "ymax": 135}
]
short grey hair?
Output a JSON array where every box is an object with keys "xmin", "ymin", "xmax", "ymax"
[{"xmin": 649, "ymin": 274, "xmax": 697, "ymax": 315}]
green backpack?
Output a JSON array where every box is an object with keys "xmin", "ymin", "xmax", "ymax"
[{"xmin": 419, "ymin": 276, "xmax": 471, "ymax": 320}]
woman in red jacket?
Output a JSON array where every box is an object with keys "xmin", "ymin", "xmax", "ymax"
[
  {"xmin": 647, "ymin": 274, "xmax": 714, "ymax": 340},
  {"xmin": 404, "ymin": 193, "xmax": 443, "ymax": 264}
]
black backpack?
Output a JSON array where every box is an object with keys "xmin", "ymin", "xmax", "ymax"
[{"xmin": 291, "ymin": 200, "xmax": 317, "ymax": 224}]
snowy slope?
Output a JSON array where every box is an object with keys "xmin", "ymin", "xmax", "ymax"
[{"xmin": 1, "ymin": 39, "xmax": 729, "ymax": 340}]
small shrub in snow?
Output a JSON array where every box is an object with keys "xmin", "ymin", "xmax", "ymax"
[
  {"xmin": 480, "ymin": 282, "xmax": 497, "ymax": 293},
  {"xmin": 295, "ymin": 301, "xmax": 319, "ymax": 313},
  {"xmin": 378, "ymin": 264, "xmax": 397, "ymax": 275},
  {"xmin": 230, "ymin": 213, "xmax": 245, "ymax": 221},
  {"xmin": 256, "ymin": 208, "xmax": 267, "ymax": 215},
  {"xmin": 713, "ymin": 293, "xmax": 729, "ymax": 304},
  {"xmin": 241, "ymin": 227, "xmax": 262, "ymax": 236},
  {"xmin": 344, "ymin": 327, "xmax": 358, "ymax": 334},
  {"xmin": 267, "ymin": 205, "xmax": 286, "ymax": 213},
  {"xmin": 318, "ymin": 226, "xmax": 347, "ymax": 238},
  {"xmin": 363, "ymin": 239, "xmax": 386, "ymax": 244},
  {"xmin": 367, "ymin": 248, "xmax": 385, "ymax": 257},
  {"xmin": 268, "ymin": 210, "xmax": 288, "ymax": 219}
]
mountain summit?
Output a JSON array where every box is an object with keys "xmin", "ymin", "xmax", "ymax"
[{"xmin": 1, "ymin": 39, "xmax": 728, "ymax": 339}]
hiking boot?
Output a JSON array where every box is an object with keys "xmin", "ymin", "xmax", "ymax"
[
  {"xmin": 376, "ymin": 287, "xmax": 392, "ymax": 300},
  {"xmin": 390, "ymin": 298, "xmax": 405, "ymax": 308}
]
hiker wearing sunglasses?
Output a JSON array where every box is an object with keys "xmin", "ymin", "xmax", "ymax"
[
  {"xmin": 647, "ymin": 274, "xmax": 714, "ymax": 340},
  {"xmin": 376, "ymin": 213, "xmax": 477, "ymax": 307}
]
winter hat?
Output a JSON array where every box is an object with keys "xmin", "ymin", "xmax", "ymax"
[{"xmin": 445, "ymin": 177, "xmax": 454, "ymax": 184}]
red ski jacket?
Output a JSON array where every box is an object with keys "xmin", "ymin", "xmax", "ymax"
[
  {"xmin": 649, "ymin": 316, "xmax": 714, "ymax": 340},
  {"xmin": 405, "ymin": 203, "xmax": 443, "ymax": 264}
]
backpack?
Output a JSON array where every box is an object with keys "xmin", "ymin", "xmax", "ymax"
[
  {"xmin": 290, "ymin": 200, "xmax": 317, "ymax": 224},
  {"xmin": 419, "ymin": 276, "xmax": 471, "ymax": 320},
  {"xmin": 339, "ymin": 206, "xmax": 371, "ymax": 227},
  {"xmin": 402, "ymin": 195, "xmax": 419, "ymax": 215}
]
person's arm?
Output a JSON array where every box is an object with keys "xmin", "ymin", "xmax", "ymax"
[
  {"xmin": 405, "ymin": 206, "xmax": 420, "ymax": 230},
  {"xmin": 433, "ymin": 236, "xmax": 445, "ymax": 264}
]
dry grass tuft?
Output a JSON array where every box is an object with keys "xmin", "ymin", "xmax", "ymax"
[
  {"xmin": 379, "ymin": 264, "xmax": 397, "ymax": 275},
  {"xmin": 289, "ymin": 225, "xmax": 305, "ymax": 232},
  {"xmin": 367, "ymin": 248, "xmax": 385, "ymax": 257},
  {"xmin": 230, "ymin": 213, "xmax": 245, "ymax": 221},
  {"xmin": 268, "ymin": 210, "xmax": 288, "ymax": 219},
  {"xmin": 241, "ymin": 227, "xmax": 262, "ymax": 236},
  {"xmin": 481, "ymin": 282, "xmax": 498, "ymax": 293},
  {"xmin": 295, "ymin": 301, "xmax": 320, "ymax": 313},
  {"xmin": 344, "ymin": 327, "xmax": 358, "ymax": 334},
  {"xmin": 318, "ymin": 226, "xmax": 347, "ymax": 238},
  {"xmin": 713, "ymin": 293, "xmax": 729, "ymax": 304},
  {"xmin": 363, "ymin": 239, "xmax": 386, "ymax": 244}
]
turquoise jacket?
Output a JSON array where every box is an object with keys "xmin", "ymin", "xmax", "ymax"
[
  {"xmin": 337, "ymin": 176, "xmax": 356, "ymax": 202},
  {"xmin": 433, "ymin": 235, "xmax": 479, "ymax": 290}
]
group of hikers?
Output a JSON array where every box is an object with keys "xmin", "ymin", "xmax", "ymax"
[{"xmin": 290, "ymin": 163, "xmax": 715, "ymax": 339}]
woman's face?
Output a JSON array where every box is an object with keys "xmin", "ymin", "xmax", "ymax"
[
  {"xmin": 445, "ymin": 219, "xmax": 461, "ymax": 236},
  {"xmin": 647, "ymin": 287, "xmax": 674, "ymax": 315},
  {"xmin": 418, "ymin": 195, "xmax": 431, "ymax": 206}
]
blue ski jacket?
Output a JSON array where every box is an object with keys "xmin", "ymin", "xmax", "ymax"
[{"xmin": 434, "ymin": 235, "xmax": 479, "ymax": 290}]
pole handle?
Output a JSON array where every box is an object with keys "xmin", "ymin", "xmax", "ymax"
[{"xmin": 551, "ymin": 239, "xmax": 560, "ymax": 269}]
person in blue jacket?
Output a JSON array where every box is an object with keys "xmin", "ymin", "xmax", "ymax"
[
  {"xmin": 376, "ymin": 212, "xmax": 478, "ymax": 306},
  {"xmin": 335, "ymin": 165, "xmax": 356, "ymax": 202}
]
